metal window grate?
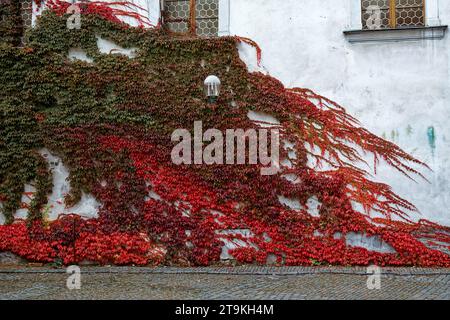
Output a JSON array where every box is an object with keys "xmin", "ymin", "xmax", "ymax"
[
  {"xmin": 395, "ymin": 0, "xmax": 425, "ymax": 27},
  {"xmin": 195, "ymin": 0, "xmax": 219, "ymax": 36},
  {"xmin": 361, "ymin": 0, "xmax": 425, "ymax": 29},
  {"xmin": 362, "ymin": 0, "xmax": 391, "ymax": 29},
  {"xmin": 164, "ymin": 0, "xmax": 190, "ymax": 33},
  {"xmin": 163, "ymin": 0, "xmax": 218, "ymax": 36},
  {"xmin": 20, "ymin": 0, "xmax": 32, "ymax": 29}
]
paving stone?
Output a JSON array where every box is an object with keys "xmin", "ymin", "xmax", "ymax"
[
  {"xmin": 0, "ymin": 252, "xmax": 24, "ymax": 265},
  {"xmin": 0, "ymin": 266, "xmax": 449, "ymax": 300}
]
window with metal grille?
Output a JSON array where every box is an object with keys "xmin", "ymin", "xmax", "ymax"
[
  {"xmin": 162, "ymin": 0, "xmax": 219, "ymax": 37},
  {"xmin": 361, "ymin": 0, "xmax": 425, "ymax": 30}
]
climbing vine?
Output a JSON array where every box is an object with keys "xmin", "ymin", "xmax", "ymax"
[
  {"xmin": 0, "ymin": 0, "xmax": 24, "ymax": 46},
  {"xmin": 0, "ymin": 1, "xmax": 449, "ymax": 267}
]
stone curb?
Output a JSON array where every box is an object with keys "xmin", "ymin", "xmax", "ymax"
[{"xmin": 1, "ymin": 266, "xmax": 449, "ymax": 276}]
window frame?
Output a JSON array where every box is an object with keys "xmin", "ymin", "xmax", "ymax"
[
  {"xmin": 349, "ymin": 0, "xmax": 441, "ymax": 30},
  {"xmin": 361, "ymin": 0, "xmax": 426, "ymax": 30},
  {"xmin": 345, "ymin": 0, "xmax": 446, "ymax": 42},
  {"xmin": 161, "ymin": 0, "xmax": 222, "ymax": 36}
]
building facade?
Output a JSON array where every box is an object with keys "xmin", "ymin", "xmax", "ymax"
[{"xmin": 20, "ymin": 0, "xmax": 450, "ymax": 226}]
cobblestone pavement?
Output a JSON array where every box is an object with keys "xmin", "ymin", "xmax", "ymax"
[{"xmin": 0, "ymin": 266, "xmax": 448, "ymax": 300}]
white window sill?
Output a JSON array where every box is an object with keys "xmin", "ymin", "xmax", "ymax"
[{"xmin": 343, "ymin": 25, "xmax": 447, "ymax": 43}]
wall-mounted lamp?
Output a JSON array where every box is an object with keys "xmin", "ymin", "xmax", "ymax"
[{"xmin": 204, "ymin": 75, "xmax": 221, "ymax": 104}]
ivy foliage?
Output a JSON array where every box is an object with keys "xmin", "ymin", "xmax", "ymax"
[
  {"xmin": 0, "ymin": 0, "xmax": 23, "ymax": 46},
  {"xmin": 0, "ymin": 11, "xmax": 258, "ymax": 225},
  {"xmin": 0, "ymin": 10, "xmax": 449, "ymax": 267}
]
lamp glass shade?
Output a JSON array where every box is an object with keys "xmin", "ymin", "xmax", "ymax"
[{"xmin": 204, "ymin": 75, "xmax": 221, "ymax": 101}]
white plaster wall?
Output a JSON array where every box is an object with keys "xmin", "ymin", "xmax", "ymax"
[
  {"xmin": 110, "ymin": 0, "xmax": 161, "ymax": 27},
  {"xmin": 0, "ymin": 149, "xmax": 100, "ymax": 225},
  {"xmin": 96, "ymin": 36, "xmax": 138, "ymax": 57},
  {"xmin": 229, "ymin": 0, "xmax": 450, "ymax": 226},
  {"xmin": 39, "ymin": 149, "xmax": 100, "ymax": 220}
]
